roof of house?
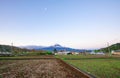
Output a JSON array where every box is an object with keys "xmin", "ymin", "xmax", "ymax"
[{"xmin": 114, "ymin": 50, "xmax": 120, "ymax": 52}]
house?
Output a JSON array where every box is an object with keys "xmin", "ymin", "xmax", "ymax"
[
  {"xmin": 90, "ymin": 51, "xmax": 96, "ymax": 55},
  {"xmin": 0, "ymin": 52, "xmax": 12, "ymax": 56},
  {"xmin": 111, "ymin": 50, "xmax": 120, "ymax": 55},
  {"xmin": 96, "ymin": 52, "xmax": 105, "ymax": 55},
  {"xmin": 54, "ymin": 51, "xmax": 71, "ymax": 55},
  {"xmin": 71, "ymin": 52, "xmax": 79, "ymax": 55},
  {"xmin": 90, "ymin": 51, "xmax": 105, "ymax": 55}
]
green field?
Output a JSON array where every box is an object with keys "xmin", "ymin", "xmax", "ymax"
[{"xmin": 56, "ymin": 55, "xmax": 120, "ymax": 78}]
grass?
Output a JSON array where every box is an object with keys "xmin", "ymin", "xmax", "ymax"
[{"xmin": 56, "ymin": 55, "xmax": 120, "ymax": 78}]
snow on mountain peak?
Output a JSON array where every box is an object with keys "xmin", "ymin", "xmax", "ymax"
[{"xmin": 53, "ymin": 44, "xmax": 62, "ymax": 47}]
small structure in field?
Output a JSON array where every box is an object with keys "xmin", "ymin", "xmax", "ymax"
[{"xmin": 111, "ymin": 50, "xmax": 120, "ymax": 55}]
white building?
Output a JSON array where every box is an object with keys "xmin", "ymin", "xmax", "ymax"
[
  {"xmin": 54, "ymin": 51, "xmax": 70, "ymax": 55},
  {"xmin": 90, "ymin": 51, "xmax": 105, "ymax": 55},
  {"xmin": 0, "ymin": 52, "xmax": 12, "ymax": 56},
  {"xmin": 111, "ymin": 50, "xmax": 120, "ymax": 55}
]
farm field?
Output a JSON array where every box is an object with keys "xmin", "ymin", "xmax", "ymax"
[
  {"xmin": 0, "ymin": 56, "xmax": 89, "ymax": 78},
  {"xmin": 0, "ymin": 55, "xmax": 55, "ymax": 60},
  {"xmin": 56, "ymin": 55, "xmax": 120, "ymax": 78}
]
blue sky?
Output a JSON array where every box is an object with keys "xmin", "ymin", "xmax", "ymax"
[{"xmin": 0, "ymin": 0, "xmax": 120, "ymax": 49}]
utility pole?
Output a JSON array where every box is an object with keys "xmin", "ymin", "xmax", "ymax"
[
  {"xmin": 107, "ymin": 42, "xmax": 111, "ymax": 56},
  {"xmin": 11, "ymin": 43, "xmax": 13, "ymax": 54}
]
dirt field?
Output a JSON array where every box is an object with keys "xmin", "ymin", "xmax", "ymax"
[{"xmin": 0, "ymin": 58, "xmax": 89, "ymax": 78}]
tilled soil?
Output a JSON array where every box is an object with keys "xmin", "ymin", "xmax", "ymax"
[{"xmin": 0, "ymin": 59, "xmax": 88, "ymax": 78}]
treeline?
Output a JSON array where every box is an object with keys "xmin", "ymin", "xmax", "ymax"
[{"xmin": 98, "ymin": 43, "xmax": 120, "ymax": 53}]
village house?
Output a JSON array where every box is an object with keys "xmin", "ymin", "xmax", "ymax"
[
  {"xmin": 54, "ymin": 51, "xmax": 71, "ymax": 55},
  {"xmin": 111, "ymin": 50, "xmax": 120, "ymax": 55},
  {"xmin": 71, "ymin": 52, "xmax": 79, "ymax": 55},
  {"xmin": 90, "ymin": 51, "xmax": 105, "ymax": 55},
  {"xmin": 0, "ymin": 52, "xmax": 12, "ymax": 56}
]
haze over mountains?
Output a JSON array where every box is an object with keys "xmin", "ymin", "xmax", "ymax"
[
  {"xmin": 20, "ymin": 44, "xmax": 86, "ymax": 52},
  {"xmin": 20, "ymin": 45, "xmax": 45, "ymax": 50}
]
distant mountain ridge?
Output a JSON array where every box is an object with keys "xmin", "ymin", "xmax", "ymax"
[
  {"xmin": 20, "ymin": 44, "xmax": 86, "ymax": 52},
  {"xmin": 20, "ymin": 45, "xmax": 45, "ymax": 50}
]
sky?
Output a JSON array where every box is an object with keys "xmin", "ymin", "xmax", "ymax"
[{"xmin": 0, "ymin": 0, "xmax": 120, "ymax": 49}]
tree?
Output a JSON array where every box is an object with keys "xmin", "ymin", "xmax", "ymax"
[{"xmin": 53, "ymin": 48, "xmax": 57, "ymax": 53}]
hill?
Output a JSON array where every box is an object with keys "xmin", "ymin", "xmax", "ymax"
[
  {"xmin": 0, "ymin": 44, "xmax": 29, "ymax": 53},
  {"xmin": 99, "ymin": 43, "xmax": 120, "ymax": 52}
]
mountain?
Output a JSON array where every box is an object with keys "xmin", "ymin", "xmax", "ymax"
[{"xmin": 20, "ymin": 44, "xmax": 86, "ymax": 52}]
